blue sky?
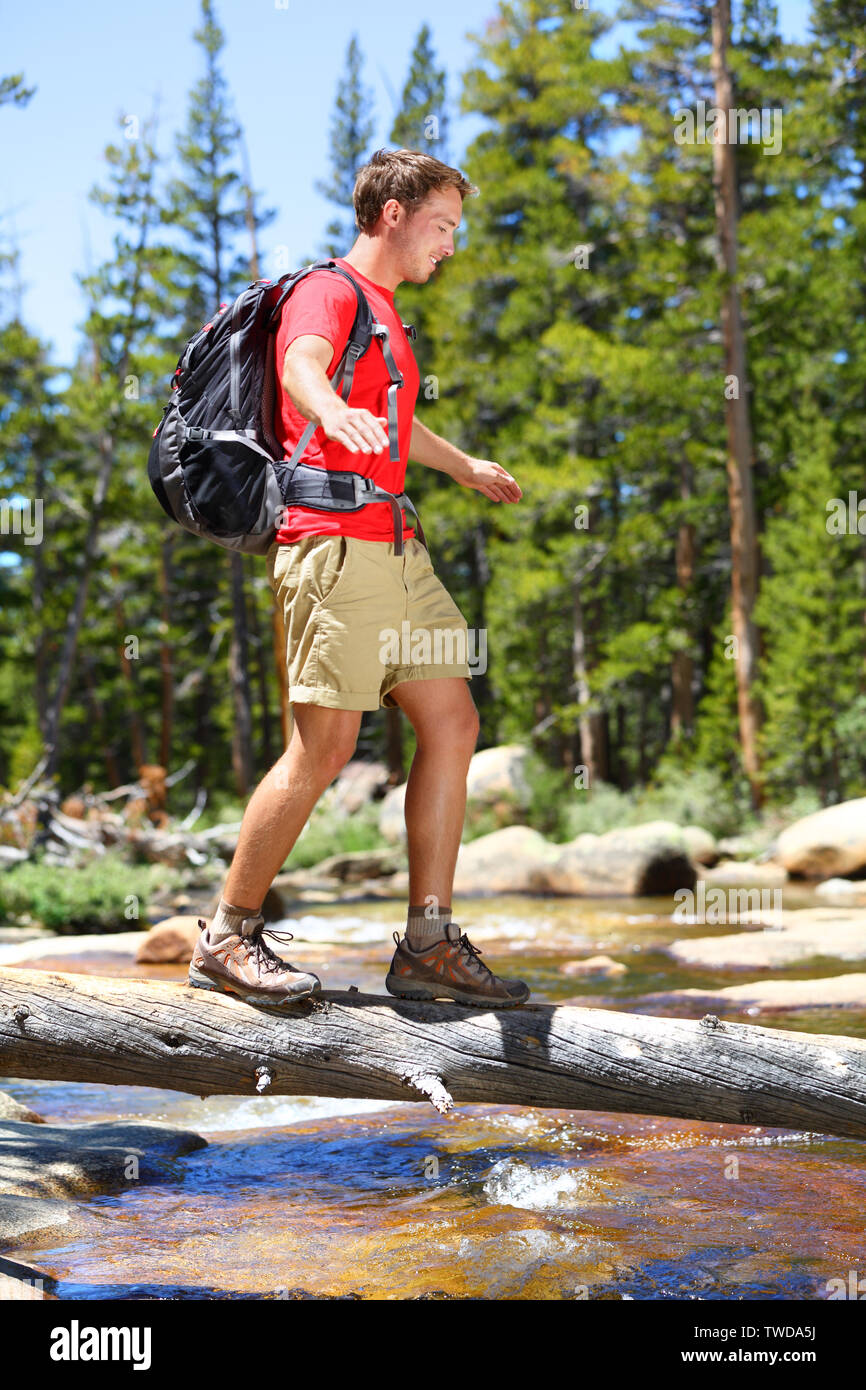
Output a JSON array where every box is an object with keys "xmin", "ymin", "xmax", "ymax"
[{"xmin": 2, "ymin": 0, "xmax": 811, "ymax": 366}]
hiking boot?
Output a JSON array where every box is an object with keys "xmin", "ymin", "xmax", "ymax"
[
  {"xmin": 385, "ymin": 923, "xmax": 530, "ymax": 1009},
  {"xmin": 188, "ymin": 916, "xmax": 321, "ymax": 1006}
]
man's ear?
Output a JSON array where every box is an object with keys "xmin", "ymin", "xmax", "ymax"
[{"xmin": 381, "ymin": 197, "xmax": 405, "ymax": 227}]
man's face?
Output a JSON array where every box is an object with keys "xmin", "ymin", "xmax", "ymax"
[{"xmin": 388, "ymin": 187, "xmax": 463, "ymax": 284}]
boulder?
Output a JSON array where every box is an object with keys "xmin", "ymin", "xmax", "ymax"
[
  {"xmin": 464, "ymin": 744, "xmax": 531, "ymax": 806},
  {"xmin": 135, "ymin": 915, "xmax": 202, "ymax": 964},
  {"xmin": 560, "ymin": 955, "xmax": 627, "ymax": 979},
  {"xmin": 774, "ymin": 797, "xmax": 866, "ymax": 878},
  {"xmin": 681, "ymin": 825, "xmax": 719, "ymax": 867},
  {"xmin": 0, "ymin": 1119, "xmax": 207, "ymax": 1203},
  {"xmin": 0, "ymin": 1196, "xmax": 76, "ymax": 1248},
  {"xmin": 0, "ymin": 1091, "xmax": 44, "ymax": 1124},
  {"xmin": 378, "ymin": 782, "xmax": 407, "ymax": 844},
  {"xmin": 330, "ymin": 760, "xmax": 390, "ymax": 815},
  {"xmin": 0, "ymin": 1119, "xmax": 206, "ymax": 1250},
  {"xmin": 305, "ymin": 848, "xmax": 404, "ymax": 884},
  {"xmin": 699, "ymin": 859, "xmax": 787, "ymax": 887},
  {"xmin": 453, "ymin": 825, "xmax": 560, "ymax": 896},
  {"xmin": 534, "ymin": 821, "xmax": 697, "ymax": 897},
  {"xmin": 815, "ymin": 877, "xmax": 866, "ymax": 907}
]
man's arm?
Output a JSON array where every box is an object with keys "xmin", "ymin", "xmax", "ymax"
[
  {"xmin": 282, "ymin": 336, "xmax": 389, "ymax": 455},
  {"xmin": 409, "ymin": 417, "xmax": 523, "ymax": 503},
  {"xmin": 409, "ymin": 417, "xmax": 473, "ymax": 482}
]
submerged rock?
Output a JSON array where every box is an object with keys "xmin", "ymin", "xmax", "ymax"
[
  {"xmin": 660, "ymin": 973, "xmax": 866, "ymax": 1012},
  {"xmin": 560, "ymin": 955, "xmax": 627, "ymax": 979},
  {"xmin": 666, "ymin": 908, "xmax": 866, "ymax": 969},
  {"xmin": 815, "ymin": 877, "xmax": 866, "ymax": 907}
]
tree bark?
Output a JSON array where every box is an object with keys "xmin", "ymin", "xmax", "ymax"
[
  {"xmin": 711, "ymin": 0, "xmax": 763, "ymax": 807},
  {"xmin": 158, "ymin": 536, "xmax": 175, "ymax": 772},
  {"xmin": 2, "ymin": 968, "xmax": 865, "ymax": 1139},
  {"xmin": 671, "ymin": 454, "xmax": 696, "ymax": 738}
]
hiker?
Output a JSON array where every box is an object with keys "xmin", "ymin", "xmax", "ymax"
[{"xmin": 189, "ymin": 148, "xmax": 529, "ymax": 1010}]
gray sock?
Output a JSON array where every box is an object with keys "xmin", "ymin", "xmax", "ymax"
[
  {"xmin": 208, "ymin": 898, "xmax": 263, "ymax": 945},
  {"xmin": 405, "ymin": 903, "xmax": 452, "ymax": 950}
]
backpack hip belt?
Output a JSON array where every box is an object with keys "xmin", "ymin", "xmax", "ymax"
[{"xmin": 277, "ymin": 463, "xmax": 426, "ymax": 557}]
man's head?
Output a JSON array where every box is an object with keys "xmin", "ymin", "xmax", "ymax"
[{"xmin": 352, "ymin": 148, "xmax": 478, "ymax": 285}]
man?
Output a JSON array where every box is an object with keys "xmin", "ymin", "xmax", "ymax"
[{"xmin": 189, "ymin": 148, "xmax": 529, "ymax": 1009}]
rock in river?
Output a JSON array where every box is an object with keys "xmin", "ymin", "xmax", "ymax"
[
  {"xmin": 774, "ymin": 797, "xmax": 866, "ymax": 878},
  {"xmin": 535, "ymin": 821, "xmax": 697, "ymax": 897}
]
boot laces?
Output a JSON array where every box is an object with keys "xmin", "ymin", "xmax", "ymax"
[
  {"xmin": 455, "ymin": 929, "xmax": 495, "ymax": 981},
  {"xmin": 244, "ymin": 921, "xmax": 300, "ymax": 976}
]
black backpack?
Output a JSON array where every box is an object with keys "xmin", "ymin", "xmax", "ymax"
[{"xmin": 147, "ymin": 259, "xmax": 421, "ymax": 556}]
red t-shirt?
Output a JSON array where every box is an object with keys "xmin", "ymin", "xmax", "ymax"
[{"xmin": 273, "ymin": 258, "xmax": 419, "ymax": 544}]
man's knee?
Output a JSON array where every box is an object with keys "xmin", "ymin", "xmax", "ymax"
[
  {"xmin": 429, "ymin": 698, "xmax": 480, "ymax": 753},
  {"xmin": 290, "ymin": 706, "xmax": 361, "ymax": 781}
]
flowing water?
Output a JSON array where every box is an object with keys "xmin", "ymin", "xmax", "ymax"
[{"xmin": 3, "ymin": 891, "xmax": 865, "ymax": 1300}]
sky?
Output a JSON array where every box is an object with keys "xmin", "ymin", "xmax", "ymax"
[{"xmin": 2, "ymin": 0, "xmax": 812, "ymax": 366}]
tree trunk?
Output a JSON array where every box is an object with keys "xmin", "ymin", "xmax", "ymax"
[
  {"xmin": 2, "ymin": 969, "xmax": 865, "ymax": 1138},
  {"xmin": 81, "ymin": 655, "xmax": 121, "ymax": 789},
  {"xmin": 671, "ymin": 454, "xmax": 696, "ymax": 737},
  {"xmin": 241, "ymin": 136, "xmax": 292, "ymax": 754},
  {"xmin": 572, "ymin": 559, "xmax": 608, "ymax": 785},
  {"xmin": 158, "ymin": 536, "xmax": 175, "ymax": 771},
  {"xmin": 110, "ymin": 563, "xmax": 148, "ymax": 771},
  {"xmin": 42, "ymin": 434, "xmax": 115, "ymax": 779},
  {"xmin": 711, "ymin": 0, "xmax": 763, "ymax": 808}
]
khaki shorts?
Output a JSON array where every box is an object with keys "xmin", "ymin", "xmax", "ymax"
[{"xmin": 266, "ymin": 534, "xmax": 473, "ymax": 711}]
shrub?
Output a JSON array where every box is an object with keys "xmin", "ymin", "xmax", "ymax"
[{"xmin": 0, "ymin": 852, "xmax": 181, "ymax": 933}]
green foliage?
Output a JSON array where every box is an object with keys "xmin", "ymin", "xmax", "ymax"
[
  {"xmin": 315, "ymin": 35, "xmax": 375, "ymax": 257},
  {"xmin": 2, "ymin": 0, "xmax": 866, "ymax": 821},
  {"xmin": 0, "ymin": 853, "xmax": 180, "ymax": 933},
  {"xmin": 283, "ymin": 800, "xmax": 387, "ymax": 871}
]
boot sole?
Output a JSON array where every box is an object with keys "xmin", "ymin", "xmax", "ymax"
[
  {"xmin": 188, "ymin": 963, "xmax": 320, "ymax": 1006},
  {"xmin": 385, "ymin": 974, "xmax": 528, "ymax": 1009}
]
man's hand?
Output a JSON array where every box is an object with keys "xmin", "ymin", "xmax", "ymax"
[
  {"xmin": 459, "ymin": 458, "xmax": 523, "ymax": 503},
  {"xmin": 319, "ymin": 401, "xmax": 389, "ymax": 455}
]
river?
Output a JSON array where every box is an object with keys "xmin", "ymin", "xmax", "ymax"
[{"xmin": 3, "ymin": 890, "xmax": 865, "ymax": 1299}]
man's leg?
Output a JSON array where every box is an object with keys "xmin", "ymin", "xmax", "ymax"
[
  {"xmin": 190, "ymin": 703, "xmax": 364, "ymax": 1005},
  {"xmin": 221, "ymin": 703, "xmax": 364, "ymax": 912},
  {"xmin": 383, "ymin": 676, "xmax": 529, "ymax": 1007},
  {"xmin": 387, "ymin": 677, "xmax": 480, "ymax": 912}
]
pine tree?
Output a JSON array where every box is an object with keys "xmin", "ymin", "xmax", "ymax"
[
  {"xmin": 316, "ymin": 35, "xmax": 375, "ymax": 257},
  {"xmin": 390, "ymin": 24, "xmax": 449, "ymax": 159},
  {"xmin": 165, "ymin": 0, "xmax": 273, "ymax": 797}
]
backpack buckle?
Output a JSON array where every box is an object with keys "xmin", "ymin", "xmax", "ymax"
[{"xmin": 187, "ymin": 426, "xmax": 206, "ymax": 441}]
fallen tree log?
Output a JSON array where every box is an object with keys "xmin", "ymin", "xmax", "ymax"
[{"xmin": 1, "ymin": 967, "xmax": 865, "ymax": 1139}]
